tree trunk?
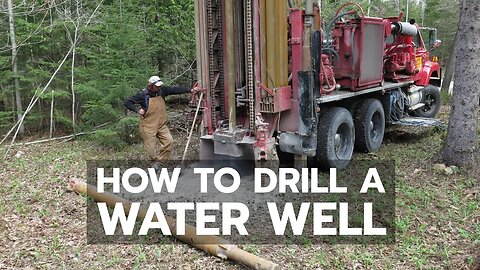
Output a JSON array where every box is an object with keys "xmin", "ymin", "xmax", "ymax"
[
  {"xmin": 442, "ymin": 0, "xmax": 480, "ymax": 169},
  {"xmin": 68, "ymin": 0, "xmax": 81, "ymax": 134},
  {"xmin": 71, "ymin": 27, "xmax": 78, "ymax": 133},
  {"xmin": 405, "ymin": 0, "xmax": 409, "ymax": 22},
  {"xmin": 420, "ymin": 0, "xmax": 425, "ymax": 26},
  {"xmin": 7, "ymin": 0, "xmax": 24, "ymax": 134},
  {"xmin": 50, "ymin": 90, "xmax": 54, "ymax": 139},
  {"xmin": 440, "ymin": 32, "xmax": 457, "ymax": 94}
]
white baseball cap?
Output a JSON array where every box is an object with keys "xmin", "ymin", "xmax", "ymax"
[{"xmin": 148, "ymin": 76, "xmax": 163, "ymax": 87}]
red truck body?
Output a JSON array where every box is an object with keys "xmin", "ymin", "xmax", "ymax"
[{"xmin": 192, "ymin": 1, "xmax": 442, "ymax": 168}]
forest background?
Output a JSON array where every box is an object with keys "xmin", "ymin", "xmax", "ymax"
[{"xmin": 0, "ymin": 0, "xmax": 459, "ymax": 147}]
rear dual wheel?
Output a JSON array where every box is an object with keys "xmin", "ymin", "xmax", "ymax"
[
  {"xmin": 314, "ymin": 99, "xmax": 386, "ymax": 169},
  {"xmin": 315, "ymin": 107, "xmax": 355, "ymax": 170},
  {"xmin": 354, "ymin": 99, "xmax": 385, "ymax": 153}
]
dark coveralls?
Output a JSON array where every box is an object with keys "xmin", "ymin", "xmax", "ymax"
[{"xmin": 124, "ymin": 86, "xmax": 190, "ymax": 161}]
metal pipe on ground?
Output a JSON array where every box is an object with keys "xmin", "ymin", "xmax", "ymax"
[{"xmin": 70, "ymin": 178, "xmax": 279, "ymax": 270}]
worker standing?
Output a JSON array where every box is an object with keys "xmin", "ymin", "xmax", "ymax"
[{"xmin": 124, "ymin": 76, "xmax": 196, "ymax": 161}]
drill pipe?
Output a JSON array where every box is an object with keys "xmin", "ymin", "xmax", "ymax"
[
  {"xmin": 260, "ymin": 0, "xmax": 267, "ymax": 86},
  {"xmin": 225, "ymin": 0, "xmax": 236, "ymax": 131},
  {"xmin": 305, "ymin": 0, "xmax": 314, "ymax": 15},
  {"xmin": 278, "ymin": 0, "xmax": 288, "ymax": 86},
  {"xmin": 265, "ymin": 0, "xmax": 276, "ymax": 88},
  {"xmin": 194, "ymin": 0, "xmax": 203, "ymax": 85},
  {"xmin": 70, "ymin": 178, "xmax": 279, "ymax": 270}
]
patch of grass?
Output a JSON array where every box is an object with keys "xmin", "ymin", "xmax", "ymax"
[
  {"xmin": 300, "ymin": 236, "xmax": 312, "ymax": 247},
  {"xmin": 162, "ymin": 244, "xmax": 175, "ymax": 254},
  {"xmin": 462, "ymin": 202, "xmax": 478, "ymax": 220},
  {"xmin": 282, "ymin": 246, "xmax": 297, "ymax": 258},
  {"xmin": 408, "ymin": 239, "xmax": 431, "ymax": 267},
  {"xmin": 9, "ymin": 178, "xmax": 20, "ymax": 193},
  {"xmin": 450, "ymin": 189, "xmax": 462, "ymax": 205},
  {"xmin": 0, "ymin": 203, "xmax": 6, "ymax": 215},
  {"xmin": 102, "ymin": 253, "xmax": 123, "ymax": 268},
  {"xmin": 418, "ymin": 222, "xmax": 428, "ymax": 233},
  {"xmin": 466, "ymin": 255, "xmax": 475, "ymax": 267},
  {"xmin": 457, "ymin": 177, "xmax": 477, "ymax": 189},
  {"xmin": 242, "ymin": 244, "xmax": 259, "ymax": 255},
  {"xmin": 187, "ymin": 253, "xmax": 199, "ymax": 262},
  {"xmin": 331, "ymin": 256, "xmax": 346, "ymax": 269},
  {"xmin": 132, "ymin": 248, "xmax": 147, "ymax": 270},
  {"xmin": 355, "ymin": 251, "xmax": 375, "ymax": 267},
  {"xmin": 14, "ymin": 200, "xmax": 28, "ymax": 216},
  {"xmin": 37, "ymin": 207, "xmax": 50, "ymax": 219},
  {"xmin": 48, "ymin": 235, "xmax": 63, "ymax": 254},
  {"xmin": 442, "ymin": 244, "xmax": 451, "ymax": 263},
  {"xmin": 458, "ymin": 228, "xmax": 472, "ymax": 240},
  {"xmin": 309, "ymin": 250, "xmax": 329, "ymax": 268},
  {"xmin": 475, "ymin": 223, "xmax": 480, "ymax": 243},
  {"xmin": 395, "ymin": 216, "xmax": 410, "ymax": 234},
  {"xmin": 440, "ymin": 90, "xmax": 451, "ymax": 105}
]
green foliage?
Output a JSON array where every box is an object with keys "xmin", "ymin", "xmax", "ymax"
[
  {"xmin": 0, "ymin": 0, "xmax": 196, "ymax": 138},
  {"xmin": 81, "ymin": 101, "xmax": 122, "ymax": 126},
  {"xmin": 54, "ymin": 110, "xmax": 74, "ymax": 131},
  {"xmin": 0, "ymin": 111, "xmax": 14, "ymax": 130},
  {"xmin": 87, "ymin": 128, "xmax": 127, "ymax": 150},
  {"xmin": 423, "ymin": 0, "xmax": 460, "ymax": 62},
  {"xmin": 116, "ymin": 116, "xmax": 141, "ymax": 145},
  {"xmin": 23, "ymin": 112, "xmax": 44, "ymax": 131},
  {"xmin": 83, "ymin": 114, "xmax": 142, "ymax": 150}
]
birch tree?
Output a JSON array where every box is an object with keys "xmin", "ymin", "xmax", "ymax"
[{"xmin": 7, "ymin": 0, "xmax": 24, "ymax": 134}]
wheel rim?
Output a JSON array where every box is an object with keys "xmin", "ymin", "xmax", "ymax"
[
  {"xmin": 370, "ymin": 111, "xmax": 382, "ymax": 143},
  {"xmin": 334, "ymin": 123, "xmax": 350, "ymax": 158},
  {"xmin": 422, "ymin": 93, "xmax": 437, "ymax": 113}
]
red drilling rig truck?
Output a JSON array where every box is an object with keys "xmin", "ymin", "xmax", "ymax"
[{"xmin": 191, "ymin": 1, "xmax": 442, "ymax": 169}]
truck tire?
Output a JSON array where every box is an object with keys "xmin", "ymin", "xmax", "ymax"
[
  {"xmin": 354, "ymin": 99, "xmax": 385, "ymax": 153},
  {"xmin": 414, "ymin": 85, "xmax": 441, "ymax": 118},
  {"xmin": 316, "ymin": 107, "xmax": 355, "ymax": 170}
]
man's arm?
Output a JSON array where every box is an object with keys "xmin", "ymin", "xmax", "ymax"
[
  {"xmin": 160, "ymin": 85, "xmax": 191, "ymax": 96},
  {"xmin": 124, "ymin": 90, "xmax": 145, "ymax": 113}
]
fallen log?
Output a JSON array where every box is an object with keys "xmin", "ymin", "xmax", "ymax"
[
  {"xmin": 69, "ymin": 178, "xmax": 279, "ymax": 270},
  {"xmin": 12, "ymin": 131, "xmax": 96, "ymax": 146}
]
